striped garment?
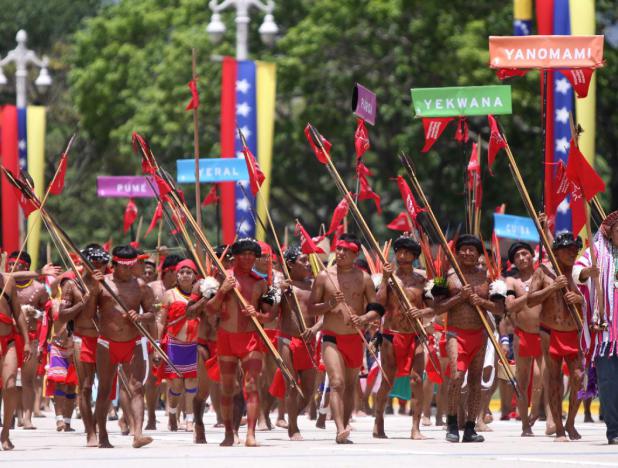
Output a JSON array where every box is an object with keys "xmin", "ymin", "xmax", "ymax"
[
  {"xmin": 47, "ymin": 344, "xmax": 74, "ymax": 383},
  {"xmin": 573, "ymin": 234, "xmax": 618, "ymax": 361},
  {"xmin": 164, "ymin": 336, "xmax": 198, "ymax": 379}
]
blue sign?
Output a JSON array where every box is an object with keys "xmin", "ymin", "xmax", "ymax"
[
  {"xmin": 493, "ymin": 213, "xmax": 539, "ymax": 242},
  {"xmin": 176, "ymin": 158, "xmax": 248, "ymax": 183}
]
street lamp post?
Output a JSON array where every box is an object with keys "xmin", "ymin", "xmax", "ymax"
[
  {"xmin": 206, "ymin": 0, "xmax": 279, "ymax": 59},
  {"xmin": 0, "ymin": 29, "xmax": 52, "ymax": 107}
]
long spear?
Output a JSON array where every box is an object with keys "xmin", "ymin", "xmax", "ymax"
[
  {"xmin": 133, "ymin": 135, "xmax": 302, "ymax": 397},
  {"xmin": 306, "ymin": 124, "xmax": 438, "ymax": 379},
  {"xmin": 2, "ymin": 168, "xmax": 182, "ymax": 376},
  {"xmin": 399, "ymin": 153, "xmax": 522, "ymax": 398},
  {"xmin": 493, "ymin": 119, "xmax": 583, "ymax": 331}
]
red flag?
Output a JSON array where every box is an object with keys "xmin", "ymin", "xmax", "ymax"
[
  {"xmin": 304, "ymin": 124, "xmax": 332, "ymax": 164},
  {"xmin": 565, "ymin": 140, "xmax": 605, "ymax": 201},
  {"xmin": 571, "ymin": 190, "xmax": 586, "ymax": 237},
  {"xmin": 356, "ymin": 163, "xmax": 382, "ymax": 214},
  {"xmin": 467, "ymin": 143, "xmax": 482, "ymax": 210},
  {"xmin": 185, "ymin": 79, "xmax": 200, "ymax": 110},
  {"xmin": 354, "ymin": 118, "xmax": 370, "ymax": 160},
  {"xmin": 559, "ymin": 68, "xmax": 594, "ymax": 99},
  {"xmin": 102, "ymin": 239, "xmax": 112, "ymax": 253},
  {"xmin": 145, "ymin": 202, "xmax": 163, "ymax": 237},
  {"xmin": 329, "ymin": 223, "xmax": 344, "ymax": 252},
  {"xmin": 495, "ymin": 68, "xmax": 529, "ymax": 80},
  {"xmin": 295, "ymin": 221, "xmax": 325, "ymax": 255},
  {"xmin": 123, "ymin": 198, "xmax": 138, "ymax": 234},
  {"xmin": 395, "ymin": 176, "xmax": 424, "ymax": 226},
  {"xmin": 454, "ymin": 117, "xmax": 469, "ymax": 143},
  {"xmin": 13, "ymin": 185, "xmax": 38, "ymax": 217},
  {"xmin": 48, "ymin": 153, "xmax": 67, "ymax": 195},
  {"xmin": 154, "ymin": 175, "xmax": 172, "ymax": 199},
  {"xmin": 131, "ymin": 132, "xmax": 156, "ymax": 175},
  {"xmin": 421, "ymin": 117, "xmax": 454, "ymax": 153},
  {"xmin": 242, "ymin": 145, "xmax": 265, "ymax": 196},
  {"xmin": 547, "ymin": 161, "xmax": 571, "ymax": 219},
  {"xmin": 487, "ymin": 114, "xmax": 507, "ymax": 172},
  {"xmin": 387, "ymin": 212, "xmax": 412, "ymax": 232},
  {"xmin": 325, "ymin": 197, "xmax": 349, "ymax": 235},
  {"xmin": 201, "ymin": 185, "xmax": 219, "ymax": 206}
]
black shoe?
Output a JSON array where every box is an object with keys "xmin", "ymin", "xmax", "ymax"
[
  {"xmin": 462, "ymin": 421, "xmax": 484, "ymax": 443},
  {"xmin": 608, "ymin": 437, "xmax": 618, "ymax": 445},
  {"xmin": 446, "ymin": 415, "xmax": 459, "ymax": 443}
]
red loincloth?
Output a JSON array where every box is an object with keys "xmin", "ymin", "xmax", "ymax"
[
  {"xmin": 549, "ymin": 329, "xmax": 580, "ymax": 359},
  {"xmin": 446, "ymin": 326, "xmax": 485, "ymax": 374},
  {"xmin": 322, "ymin": 329, "xmax": 363, "ymax": 369},
  {"xmin": 515, "ymin": 327, "xmax": 542, "ymax": 358}
]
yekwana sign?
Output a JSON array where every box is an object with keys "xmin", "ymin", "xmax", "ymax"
[
  {"xmin": 489, "ymin": 35, "xmax": 604, "ymax": 69},
  {"xmin": 411, "ymin": 85, "xmax": 512, "ymax": 118}
]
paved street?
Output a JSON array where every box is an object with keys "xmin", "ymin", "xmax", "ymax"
[{"xmin": 2, "ymin": 408, "xmax": 617, "ymax": 467}]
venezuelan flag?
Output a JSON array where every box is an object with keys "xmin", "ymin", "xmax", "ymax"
[
  {"xmin": 0, "ymin": 105, "xmax": 46, "ymax": 267},
  {"xmin": 219, "ymin": 58, "xmax": 276, "ymax": 244}
]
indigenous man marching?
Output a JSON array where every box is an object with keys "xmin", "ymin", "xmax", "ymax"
[
  {"xmin": 94, "ymin": 245, "xmax": 155, "ymax": 448},
  {"xmin": 309, "ymin": 233, "xmax": 384, "ymax": 444},
  {"xmin": 71, "ymin": 244, "xmax": 108, "ymax": 446},
  {"xmin": 205, "ymin": 238, "xmax": 274, "ymax": 447},
  {"xmin": 527, "ymin": 232, "xmax": 585, "ymax": 442},
  {"xmin": 7, "ymin": 251, "xmax": 49, "ymax": 431},
  {"xmin": 278, "ymin": 246, "xmax": 321, "ymax": 441},
  {"xmin": 435, "ymin": 235, "xmax": 504, "ymax": 443},
  {"xmin": 158, "ymin": 259, "xmax": 200, "ymax": 432},
  {"xmin": 0, "ymin": 262, "xmax": 29, "ymax": 450},
  {"xmin": 373, "ymin": 236, "xmax": 434, "ymax": 440},
  {"xmin": 504, "ymin": 242, "xmax": 546, "ymax": 437}
]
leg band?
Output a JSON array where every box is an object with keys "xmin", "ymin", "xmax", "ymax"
[
  {"xmin": 185, "ymin": 414, "xmax": 194, "ymax": 423},
  {"xmin": 185, "ymin": 387, "xmax": 197, "ymax": 394},
  {"xmin": 168, "ymin": 389, "xmax": 183, "ymax": 397},
  {"xmin": 65, "ymin": 393, "xmax": 77, "ymax": 400},
  {"xmin": 54, "ymin": 389, "xmax": 66, "ymax": 397},
  {"xmin": 168, "ymin": 407, "xmax": 177, "ymax": 414}
]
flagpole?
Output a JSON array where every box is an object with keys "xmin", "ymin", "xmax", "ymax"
[
  {"xmin": 539, "ymin": 70, "xmax": 548, "ymax": 263},
  {"xmin": 191, "ymin": 48, "xmax": 202, "ymax": 229},
  {"xmin": 399, "ymin": 153, "xmax": 522, "ymax": 398}
]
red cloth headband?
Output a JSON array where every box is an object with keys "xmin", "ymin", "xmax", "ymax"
[
  {"xmin": 8, "ymin": 257, "xmax": 30, "ymax": 267},
  {"xmin": 176, "ymin": 259, "xmax": 198, "ymax": 274},
  {"xmin": 335, "ymin": 240, "xmax": 359, "ymax": 253},
  {"xmin": 112, "ymin": 256, "xmax": 138, "ymax": 266}
]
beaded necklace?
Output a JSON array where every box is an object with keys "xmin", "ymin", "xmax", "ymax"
[{"xmin": 16, "ymin": 279, "xmax": 33, "ymax": 289}]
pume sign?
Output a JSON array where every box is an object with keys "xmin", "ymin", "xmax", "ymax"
[{"xmin": 411, "ymin": 85, "xmax": 512, "ymax": 117}]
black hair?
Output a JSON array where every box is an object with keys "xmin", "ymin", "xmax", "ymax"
[
  {"xmin": 393, "ymin": 236, "xmax": 421, "ymax": 256},
  {"xmin": 8, "ymin": 251, "xmax": 31, "ymax": 265},
  {"xmin": 283, "ymin": 245, "xmax": 302, "ymax": 264},
  {"xmin": 214, "ymin": 244, "xmax": 232, "ymax": 259},
  {"xmin": 455, "ymin": 234, "xmax": 483, "ymax": 254},
  {"xmin": 162, "ymin": 254, "xmax": 183, "ymax": 270},
  {"xmin": 81, "ymin": 243, "xmax": 111, "ymax": 264},
  {"xmin": 111, "ymin": 245, "xmax": 138, "ymax": 261},
  {"xmin": 338, "ymin": 233, "xmax": 361, "ymax": 249},
  {"xmin": 552, "ymin": 232, "xmax": 583, "ymax": 251},
  {"xmin": 231, "ymin": 238, "xmax": 261, "ymax": 257},
  {"xmin": 507, "ymin": 242, "xmax": 534, "ymax": 264}
]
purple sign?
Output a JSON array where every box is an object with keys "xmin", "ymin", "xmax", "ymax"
[
  {"xmin": 96, "ymin": 176, "xmax": 158, "ymax": 198},
  {"xmin": 352, "ymin": 83, "xmax": 377, "ymax": 125}
]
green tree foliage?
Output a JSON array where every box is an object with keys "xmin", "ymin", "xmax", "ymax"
[{"xmin": 5, "ymin": 0, "xmax": 616, "ymax": 253}]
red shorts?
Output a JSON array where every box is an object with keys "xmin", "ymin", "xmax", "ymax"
[
  {"xmin": 290, "ymin": 336, "xmax": 314, "ymax": 371},
  {"xmin": 217, "ymin": 329, "xmax": 263, "ymax": 360},
  {"xmin": 322, "ymin": 330, "xmax": 363, "ymax": 369},
  {"xmin": 384, "ymin": 329, "xmax": 417, "ymax": 377},
  {"xmin": 265, "ymin": 328, "xmax": 279, "ymax": 349},
  {"xmin": 549, "ymin": 329, "xmax": 580, "ymax": 359},
  {"xmin": 515, "ymin": 327, "xmax": 542, "ymax": 358},
  {"xmin": 98, "ymin": 337, "xmax": 139, "ymax": 365},
  {"xmin": 75, "ymin": 334, "xmax": 98, "ymax": 364},
  {"xmin": 0, "ymin": 332, "xmax": 15, "ymax": 359},
  {"xmin": 447, "ymin": 327, "xmax": 485, "ymax": 373}
]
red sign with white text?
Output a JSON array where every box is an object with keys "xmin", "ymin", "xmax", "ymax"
[{"xmin": 489, "ymin": 35, "xmax": 604, "ymax": 69}]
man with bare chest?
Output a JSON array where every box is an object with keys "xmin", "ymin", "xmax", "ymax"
[
  {"xmin": 505, "ymin": 242, "xmax": 546, "ymax": 437},
  {"xmin": 72, "ymin": 244, "xmax": 108, "ymax": 445},
  {"xmin": 436, "ymin": 235, "xmax": 503, "ymax": 443},
  {"xmin": 527, "ymin": 232, "xmax": 585, "ymax": 442},
  {"xmin": 373, "ymin": 237, "xmax": 434, "ymax": 440},
  {"xmin": 278, "ymin": 247, "xmax": 320, "ymax": 441},
  {"xmin": 7, "ymin": 251, "xmax": 49, "ymax": 431},
  {"xmin": 309, "ymin": 234, "xmax": 384, "ymax": 444},
  {"xmin": 205, "ymin": 238, "xmax": 273, "ymax": 447},
  {"xmin": 94, "ymin": 245, "xmax": 155, "ymax": 449},
  {"xmin": 0, "ymin": 270, "xmax": 28, "ymax": 450}
]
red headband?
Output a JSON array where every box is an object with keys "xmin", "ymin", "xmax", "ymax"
[
  {"xmin": 112, "ymin": 256, "xmax": 138, "ymax": 266},
  {"xmin": 8, "ymin": 257, "xmax": 30, "ymax": 269},
  {"xmin": 335, "ymin": 240, "xmax": 360, "ymax": 253},
  {"xmin": 176, "ymin": 259, "xmax": 198, "ymax": 274}
]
